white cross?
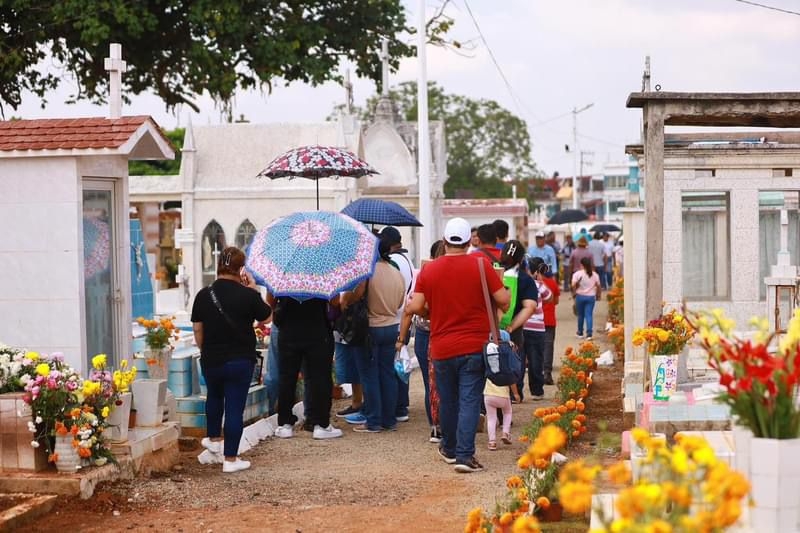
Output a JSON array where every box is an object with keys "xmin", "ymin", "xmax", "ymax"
[
  {"xmin": 212, "ymin": 243, "xmax": 221, "ymax": 280},
  {"xmin": 380, "ymin": 38, "xmax": 390, "ymax": 96},
  {"xmin": 104, "ymin": 43, "xmax": 127, "ymax": 119}
]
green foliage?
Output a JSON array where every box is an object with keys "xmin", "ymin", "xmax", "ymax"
[
  {"xmin": 0, "ymin": 0, "xmax": 452, "ymax": 114},
  {"xmin": 128, "ymin": 128, "xmax": 184, "ymax": 175},
  {"xmin": 332, "ymin": 81, "xmax": 542, "ymax": 199}
]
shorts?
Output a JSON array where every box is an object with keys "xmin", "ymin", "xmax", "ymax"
[{"xmin": 334, "ymin": 341, "xmax": 365, "ymax": 385}]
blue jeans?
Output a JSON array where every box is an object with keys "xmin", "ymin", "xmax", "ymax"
[
  {"xmin": 434, "ymin": 353, "xmax": 485, "ymax": 463},
  {"xmin": 575, "ymin": 294, "xmax": 596, "ymax": 337},
  {"xmin": 202, "ymin": 358, "xmax": 255, "ymax": 458},
  {"xmin": 414, "ymin": 328, "xmax": 433, "ymax": 426},
  {"xmin": 265, "ymin": 326, "xmax": 280, "ymax": 415},
  {"xmin": 354, "ymin": 325, "xmax": 399, "ymax": 430},
  {"xmin": 522, "ymin": 330, "xmax": 545, "ymax": 396},
  {"xmin": 596, "ymin": 265, "xmax": 607, "ymax": 290}
]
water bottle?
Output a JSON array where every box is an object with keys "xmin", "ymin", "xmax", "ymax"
[{"xmin": 485, "ymin": 342, "xmax": 500, "ymax": 374}]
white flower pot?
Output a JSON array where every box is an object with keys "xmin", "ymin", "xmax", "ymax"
[
  {"xmin": 107, "ymin": 392, "xmax": 132, "ymax": 443},
  {"xmin": 144, "ymin": 347, "xmax": 172, "ymax": 379},
  {"xmin": 54, "ymin": 435, "xmax": 80, "ymax": 474},
  {"xmin": 749, "ymin": 437, "xmax": 800, "ymax": 531},
  {"xmin": 649, "ymin": 353, "xmax": 679, "ymax": 400},
  {"xmin": 732, "ymin": 422, "xmax": 752, "ymax": 481}
]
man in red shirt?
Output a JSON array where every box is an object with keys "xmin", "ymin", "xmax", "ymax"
[
  {"xmin": 541, "ymin": 270, "xmax": 560, "ymax": 385},
  {"xmin": 469, "ymin": 223, "xmax": 502, "ymax": 268},
  {"xmin": 407, "ymin": 217, "xmax": 510, "ymax": 473}
]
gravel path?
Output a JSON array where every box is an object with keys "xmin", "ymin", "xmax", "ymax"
[{"xmin": 29, "ymin": 297, "xmax": 611, "ymax": 533}]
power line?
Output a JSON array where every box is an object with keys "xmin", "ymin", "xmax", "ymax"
[{"xmin": 732, "ymin": 0, "xmax": 800, "ymax": 16}]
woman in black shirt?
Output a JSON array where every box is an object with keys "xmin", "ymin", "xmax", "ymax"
[{"xmin": 191, "ymin": 247, "xmax": 271, "ymax": 473}]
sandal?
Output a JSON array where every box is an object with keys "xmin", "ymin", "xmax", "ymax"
[
  {"xmin": 501, "ymin": 433, "xmax": 512, "ymax": 445},
  {"xmin": 488, "ymin": 441, "xmax": 497, "ymax": 451}
]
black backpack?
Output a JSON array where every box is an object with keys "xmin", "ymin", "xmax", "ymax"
[{"xmin": 334, "ymin": 285, "xmax": 369, "ymax": 346}]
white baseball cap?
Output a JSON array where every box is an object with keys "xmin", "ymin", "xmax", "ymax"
[{"xmin": 443, "ymin": 217, "xmax": 471, "ymax": 245}]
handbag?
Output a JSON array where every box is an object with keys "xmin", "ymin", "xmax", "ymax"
[
  {"xmin": 478, "ymin": 258, "xmax": 522, "ymax": 386},
  {"xmin": 333, "ymin": 284, "xmax": 369, "ymax": 346}
]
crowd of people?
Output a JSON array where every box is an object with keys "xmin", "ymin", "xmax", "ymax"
[{"xmin": 188, "ymin": 217, "xmax": 621, "ymax": 474}]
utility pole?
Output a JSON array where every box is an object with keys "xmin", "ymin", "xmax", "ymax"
[
  {"xmin": 417, "ymin": 0, "xmax": 431, "ymax": 258},
  {"xmin": 571, "ymin": 103, "xmax": 594, "ymax": 209}
]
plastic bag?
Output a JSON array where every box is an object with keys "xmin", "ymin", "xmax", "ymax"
[{"xmin": 394, "ymin": 346, "xmax": 413, "ymax": 383}]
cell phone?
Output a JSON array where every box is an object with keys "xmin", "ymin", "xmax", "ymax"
[{"xmin": 240, "ymin": 267, "xmax": 248, "ymax": 285}]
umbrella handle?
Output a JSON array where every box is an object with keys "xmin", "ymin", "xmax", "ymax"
[{"xmin": 316, "ymin": 180, "xmax": 320, "ymax": 210}]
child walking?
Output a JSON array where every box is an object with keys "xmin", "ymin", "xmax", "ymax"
[{"xmin": 484, "ymin": 329, "xmax": 521, "ymax": 450}]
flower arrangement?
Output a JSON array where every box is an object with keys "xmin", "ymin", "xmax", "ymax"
[
  {"xmin": 586, "ymin": 428, "xmax": 749, "ymax": 531},
  {"xmin": 556, "ymin": 342, "xmax": 596, "ymax": 403},
  {"xmin": 608, "ymin": 324, "xmax": 625, "ymax": 356},
  {"xmin": 464, "ymin": 426, "xmax": 570, "ymax": 532},
  {"xmin": 525, "ymin": 400, "xmax": 587, "ymax": 447},
  {"xmin": 136, "ymin": 316, "xmax": 180, "ymax": 351},
  {"xmin": 689, "ymin": 308, "xmax": 800, "ymax": 439},
  {"xmin": 633, "ymin": 308, "xmax": 694, "ymax": 355},
  {"xmin": 606, "ymin": 277, "xmax": 624, "ymax": 325},
  {"xmin": 0, "ymin": 345, "xmax": 38, "ymax": 393}
]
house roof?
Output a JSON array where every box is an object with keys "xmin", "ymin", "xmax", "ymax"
[{"xmin": 0, "ymin": 116, "xmax": 174, "ymax": 160}]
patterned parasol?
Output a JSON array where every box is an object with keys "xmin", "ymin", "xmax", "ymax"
[
  {"xmin": 245, "ymin": 211, "xmax": 378, "ymax": 301},
  {"xmin": 256, "ymin": 145, "xmax": 378, "ymax": 210},
  {"xmin": 341, "ymin": 198, "xmax": 422, "ymax": 227}
]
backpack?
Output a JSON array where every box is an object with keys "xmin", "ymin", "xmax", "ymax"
[{"xmin": 334, "ymin": 286, "xmax": 369, "ymax": 346}]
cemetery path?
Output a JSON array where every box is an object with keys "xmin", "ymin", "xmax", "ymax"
[{"xmin": 27, "ymin": 297, "xmax": 623, "ymax": 532}]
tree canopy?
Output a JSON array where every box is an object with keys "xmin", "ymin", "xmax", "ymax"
[
  {"xmin": 129, "ymin": 128, "xmax": 184, "ymax": 175},
  {"xmin": 340, "ymin": 81, "xmax": 542, "ymax": 199},
  {"xmin": 0, "ymin": 0, "xmax": 453, "ymax": 115}
]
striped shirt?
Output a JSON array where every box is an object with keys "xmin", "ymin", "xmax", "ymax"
[{"xmin": 523, "ymin": 280, "xmax": 551, "ymax": 332}]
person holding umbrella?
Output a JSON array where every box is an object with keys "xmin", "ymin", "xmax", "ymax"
[{"xmin": 191, "ymin": 247, "xmax": 272, "ymax": 473}]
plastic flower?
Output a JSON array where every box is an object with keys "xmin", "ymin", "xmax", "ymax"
[
  {"xmin": 101, "ymin": 406, "xmax": 110, "ymax": 418},
  {"xmin": 35, "ymin": 363, "xmax": 50, "ymax": 377},
  {"xmin": 92, "ymin": 353, "xmax": 107, "ymax": 370},
  {"xmin": 25, "ymin": 351, "xmax": 39, "ymax": 361}
]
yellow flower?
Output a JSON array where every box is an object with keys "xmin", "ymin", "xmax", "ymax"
[
  {"xmin": 120, "ymin": 359, "xmax": 128, "ymax": 368},
  {"xmin": 670, "ymin": 447, "xmax": 689, "ymax": 474},
  {"xmin": 607, "ymin": 461, "xmax": 631, "ymax": 485},
  {"xmin": 92, "ymin": 353, "xmax": 107, "ymax": 370},
  {"xmin": 35, "ymin": 363, "xmax": 50, "ymax": 377},
  {"xmin": 559, "ymin": 481, "xmax": 593, "ymax": 514},
  {"xmin": 656, "ymin": 329, "xmax": 670, "ymax": 342},
  {"xmin": 101, "ymin": 406, "xmax": 110, "ymax": 418},
  {"xmin": 645, "ymin": 520, "xmax": 673, "ymax": 533},
  {"xmin": 82, "ymin": 380, "xmax": 101, "ymax": 397},
  {"xmin": 510, "ymin": 515, "xmax": 540, "ymax": 533},
  {"xmin": 26, "ymin": 351, "xmax": 39, "ymax": 361}
]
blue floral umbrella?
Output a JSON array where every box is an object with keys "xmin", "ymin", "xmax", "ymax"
[
  {"xmin": 245, "ymin": 211, "xmax": 379, "ymax": 301},
  {"xmin": 341, "ymin": 198, "xmax": 422, "ymax": 227},
  {"xmin": 83, "ymin": 216, "xmax": 110, "ymax": 280}
]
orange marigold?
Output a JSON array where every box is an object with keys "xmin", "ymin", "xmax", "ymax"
[{"xmin": 535, "ymin": 496, "xmax": 550, "ymax": 510}]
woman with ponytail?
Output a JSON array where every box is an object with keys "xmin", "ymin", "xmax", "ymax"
[{"xmin": 571, "ymin": 256, "xmax": 601, "ymax": 340}]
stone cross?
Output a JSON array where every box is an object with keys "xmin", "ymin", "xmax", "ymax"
[
  {"xmin": 104, "ymin": 43, "xmax": 127, "ymax": 119},
  {"xmin": 212, "ymin": 243, "xmax": 221, "ymax": 280},
  {"xmin": 380, "ymin": 38, "xmax": 390, "ymax": 96},
  {"xmin": 344, "ymin": 69, "xmax": 353, "ymax": 114}
]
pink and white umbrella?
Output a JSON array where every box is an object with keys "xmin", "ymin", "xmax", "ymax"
[{"xmin": 256, "ymin": 145, "xmax": 378, "ymax": 210}]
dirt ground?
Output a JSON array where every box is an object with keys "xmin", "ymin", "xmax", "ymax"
[{"xmin": 25, "ymin": 298, "xmax": 623, "ymax": 533}]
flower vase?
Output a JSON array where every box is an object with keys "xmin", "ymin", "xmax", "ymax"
[
  {"xmin": 649, "ymin": 353, "xmax": 679, "ymax": 401},
  {"xmin": 107, "ymin": 392, "xmax": 132, "ymax": 443},
  {"xmin": 145, "ymin": 347, "xmax": 172, "ymax": 380},
  {"xmin": 537, "ymin": 501, "xmax": 563, "ymax": 522},
  {"xmin": 732, "ymin": 422, "xmax": 752, "ymax": 481},
  {"xmin": 748, "ymin": 437, "xmax": 800, "ymax": 531},
  {"xmin": 53, "ymin": 435, "xmax": 80, "ymax": 474}
]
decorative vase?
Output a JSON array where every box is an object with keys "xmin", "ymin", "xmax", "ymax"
[
  {"xmin": 144, "ymin": 347, "xmax": 172, "ymax": 379},
  {"xmin": 537, "ymin": 501, "xmax": 563, "ymax": 522},
  {"xmin": 649, "ymin": 353, "xmax": 679, "ymax": 401},
  {"xmin": 53, "ymin": 435, "xmax": 80, "ymax": 474},
  {"xmin": 107, "ymin": 392, "xmax": 132, "ymax": 443},
  {"xmin": 732, "ymin": 422, "xmax": 753, "ymax": 481},
  {"xmin": 748, "ymin": 437, "xmax": 800, "ymax": 530}
]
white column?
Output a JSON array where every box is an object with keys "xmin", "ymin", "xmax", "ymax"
[{"xmin": 417, "ymin": 0, "xmax": 432, "ymax": 259}]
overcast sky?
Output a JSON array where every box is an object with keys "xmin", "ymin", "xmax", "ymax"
[{"xmin": 13, "ymin": 0, "xmax": 800, "ymax": 177}]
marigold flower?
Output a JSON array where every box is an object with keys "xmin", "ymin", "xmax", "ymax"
[
  {"xmin": 35, "ymin": 363, "xmax": 50, "ymax": 377},
  {"xmin": 535, "ymin": 496, "xmax": 550, "ymax": 510},
  {"xmin": 510, "ymin": 515, "xmax": 540, "ymax": 533},
  {"xmin": 607, "ymin": 461, "xmax": 631, "ymax": 485},
  {"xmin": 498, "ymin": 512, "xmax": 513, "ymax": 526},
  {"xmin": 506, "ymin": 475, "xmax": 523, "ymax": 488},
  {"xmin": 26, "ymin": 351, "xmax": 40, "ymax": 361}
]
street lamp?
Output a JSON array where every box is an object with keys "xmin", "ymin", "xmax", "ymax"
[{"xmin": 571, "ymin": 103, "xmax": 594, "ymax": 210}]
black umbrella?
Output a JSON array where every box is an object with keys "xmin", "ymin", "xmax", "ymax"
[
  {"xmin": 547, "ymin": 209, "xmax": 588, "ymax": 225},
  {"xmin": 589, "ymin": 223, "xmax": 621, "ymax": 233}
]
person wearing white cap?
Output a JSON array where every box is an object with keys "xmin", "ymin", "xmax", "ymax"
[
  {"xmin": 527, "ymin": 231, "xmax": 557, "ymax": 276},
  {"xmin": 405, "ymin": 217, "xmax": 510, "ymax": 473}
]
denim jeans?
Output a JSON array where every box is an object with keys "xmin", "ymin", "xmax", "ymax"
[
  {"xmin": 354, "ymin": 325, "xmax": 399, "ymax": 430},
  {"xmin": 434, "ymin": 353, "xmax": 485, "ymax": 463},
  {"xmin": 575, "ymin": 294, "xmax": 596, "ymax": 337},
  {"xmin": 414, "ymin": 328, "xmax": 433, "ymax": 426},
  {"xmin": 265, "ymin": 326, "xmax": 280, "ymax": 415},
  {"xmin": 596, "ymin": 265, "xmax": 607, "ymax": 290},
  {"xmin": 543, "ymin": 326, "xmax": 556, "ymax": 375},
  {"xmin": 522, "ymin": 330, "xmax": 545, "ymax": 396},
  {"xmin": 202, "ymin": 357, "xmax": 255, "ymax": 458},
  {"xmin": 277, "ymin": 331, "xmax": 334, "ymax": 428}
]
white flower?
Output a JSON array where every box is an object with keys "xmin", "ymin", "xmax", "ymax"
[
  {"xmin": 30, "ymin": 440, "xmax": 39, "ymax": 448},
  {"xmin": 34, "ymin": 416, "xmax": 42, "ymax": 424},
  {"xmin": 27, "ymin": 421, "xmax": 36, "ymax": 433},
  {"xmin": 19, "ymin": 374, "xmax": 30, "ymax": 385}
]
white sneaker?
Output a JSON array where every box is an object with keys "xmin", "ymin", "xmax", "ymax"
[
  {"xmin": 222, "ymin": 458, "xmax": 251, "ymax": 473},
  {"xmin": 197, "ymin": 449, "xmax": 223, "ymax": 464},
  {"xmin": 275, "ymin": 424, "xmax": 294, "ymax": 439},
  {"xmin": 313, "ymin": 424, "xmax": 343, "ymax": 439},
  {"xmin": 201, "ymin": 437, "xmax": 223, "ymax": 454}
]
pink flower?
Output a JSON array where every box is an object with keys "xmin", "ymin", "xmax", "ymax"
[{"xmin": 51, "ymin": 352, "xmax": 64, "ymax": 362}]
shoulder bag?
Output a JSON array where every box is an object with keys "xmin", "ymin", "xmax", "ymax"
[{"xmin": 478, "ymin": 259, "xmax": 522, "ymax": 386}]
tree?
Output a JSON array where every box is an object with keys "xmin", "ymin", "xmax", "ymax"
[
  {"xmin": 128, "ymin": 128, "xmax": 184, "ymax": 175},
  {"xmin": 335, "ymin": 81, "xmax": 542, "ymax": 199},
  {"xmin": 0, "ymin": 0, "xmax": 455, "ymax": 115}
]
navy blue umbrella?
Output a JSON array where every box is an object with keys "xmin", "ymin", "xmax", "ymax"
[{"xmin": 341, "ymin": 198, "xmax": 422, "ymax": 227}]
